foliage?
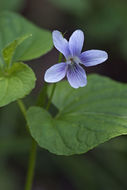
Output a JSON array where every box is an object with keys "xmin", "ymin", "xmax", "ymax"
[
  {"xmin": 0, "ymin": 12, "xmax": 53, "ymax": 107},
  {"xmin": 0, "ymin": 12, "xmax": 53, "ymax": 62},
  {"xmin": 27, "ymin": 75, "xmax": 127, "ymax": 155},
  {"xmin": 0, "ymin": 62, "xmax": 36, "ymax": 107},
  {"xmin": 0, "ymin": 0, "xmax": 127, "ymax": 189}
]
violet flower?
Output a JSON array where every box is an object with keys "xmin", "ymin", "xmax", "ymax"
[{"xmin": 44, "ymin": 30, "xmax": 108, "ymax": 88}]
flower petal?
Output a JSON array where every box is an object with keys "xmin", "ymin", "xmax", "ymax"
[
  {"xmin": 52, "ymin": 30, "xmax": 70, "ymax": 58},
  {"xmin": 79, "ymin": 50, "xmax": 108, "ymax": 67},
  {"xmin": 69, "ymin": 29, "xmax": 84, "ymax": 56},
  {"xmin": 67, "ymin": 64, "xmax": 87, "ymax": 88},
  {"xmin": 44, "ymin": 62, "xmax": 68, "ymax": 83}
]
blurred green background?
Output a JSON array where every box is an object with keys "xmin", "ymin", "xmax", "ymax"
[{"xmin": 1, "ymin": 0, "xmax": 127, "ymax": 189}]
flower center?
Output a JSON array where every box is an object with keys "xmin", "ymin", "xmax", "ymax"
[
  {"xmin": 67, "ymin": 56, "xmax": 80, "ymax": 65},
  {"xmin": 70, "ymin": 58, "xmax": 75, "ymax": 64},
  {"xmin": 70, "ymin": 58, "xmax": 73, "ymax": 62}
]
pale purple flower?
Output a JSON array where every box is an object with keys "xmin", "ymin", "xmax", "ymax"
[{"xmin": 44, "ymin": 30, "xmax": 108, "ymax": 88}]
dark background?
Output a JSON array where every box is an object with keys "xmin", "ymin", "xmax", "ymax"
[{"xmin": 1, "ymin": 0, "xmax": 127, "ymax": 189}]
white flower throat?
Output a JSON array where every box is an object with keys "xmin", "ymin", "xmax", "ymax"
[{"xmin": 67, "ymin": 56, "xmax": 80, "ymax": 65}]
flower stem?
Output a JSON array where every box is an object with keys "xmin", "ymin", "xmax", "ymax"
[
  {"xmin": 45, "ymin": 52, "xmax": 62, "ymax": 110},
  {"xmin": 46, "ymin": 83, "xmax": 56, "ymax": 110},
  {"xmin": 17, "ymin": 99, "xmax": 26, "ymax": 118}
]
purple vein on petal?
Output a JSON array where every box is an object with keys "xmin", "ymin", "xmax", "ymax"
[
  {"xmin": 69, "ymin": 30, "xmax": 84, "ymax": 57},
  {"xmin": 52, "ymin": 30, "xmax": 71, "ymax": 58},
  {"xmin": 44, "ymin": 62, "xmax": 68, "ymax": 83},
  {"xmin": 79, "ymin": 50, "xmax": 108, "ymax": 67},
  {"xmin": 67, "ymin": 63, "xmax": 87, "ymax": 88}
]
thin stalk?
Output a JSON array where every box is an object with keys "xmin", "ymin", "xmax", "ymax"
[
  {"xmin": 46, "ymin": 83, "xmax": 56, "ymax": 110},
  {"xmin": 17, "ymin": 99, "xmax": 29, "ymax": 133},
  {"xmin": 17, "ymin": 99, "xmax": 26, "ymax": 118},
  {"xmin": 24, "ymin": 139, "xmax": 37, "ymax": 190},
  {"xmin": 46, "ymin": 53, "xmax": 62, "ymax": 111}
]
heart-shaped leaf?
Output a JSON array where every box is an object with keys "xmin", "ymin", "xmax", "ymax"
[
  {"xmin": 0, "ymin": 62, "xmax": 36, "ymax": 107},
  {"xmin": 26, "ymin": 74, "xmax": 127, "ymax": 155},
  {"xmin": 0, "ymin": 11, "xmax": 53, "ymax": 61}
]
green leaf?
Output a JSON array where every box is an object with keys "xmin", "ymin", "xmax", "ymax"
[
  {"xmin": 0, "ymin": 62, "xmax": 36, "ymax": 107},
  {"xmin": 0, "ymin": 11, "xmax": 53, "ymax": 61},
  {"xmin": 2, "ymin": 34, "xmax": 32, "ymax": 67},
  {"xmin": 26, "ymin": 74, "xmax": 127, "ymax": 155}
]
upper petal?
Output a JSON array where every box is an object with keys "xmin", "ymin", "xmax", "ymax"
[
  {"xmin": 52, "ymin": 30, "xmax": 70, "ymax": 58},
  {"xmin": 79, "ymin": 50, "xmax": 108, "ymax": 67},
  {"xmin": 44, "ymin": 62, "xmax": 68, "ymax": 83},
  {"xmin": 69, "ymin": 29, "xmax": 84, "ymax": 57},
  {"xmin": 67, "ymin": 63, "xmax": 87, "ymax": 89}
]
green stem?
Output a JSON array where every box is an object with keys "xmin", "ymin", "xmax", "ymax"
[
  {"xmin": 46, "ymin": 52, "xmax": 62, "ymax": 111},
  {"xmin": 24, "ymin": 139, "xmax": 37, "ymax": 190},
  {"xmin": 17, "ymin": 99, "xmax": 29, "ymax": 133},
  {"xmin": 17, "ymin": 99, "xmax": 26, "ymax": 118},
  {"xmin": 46, "ymin": 83, "xmax": 56, "ymax": 110}
]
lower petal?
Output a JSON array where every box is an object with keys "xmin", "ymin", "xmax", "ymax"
[
  {"xmin": 79, "ymin": 50, "xmax": 108, "ymax": 67},
  {"xmin": 67, "ymin": 64, "xmax": 87, "ymax": 89},
  {"xmin": 44, "ymin": 62, "xmax": 68, "ymax": 83}
]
